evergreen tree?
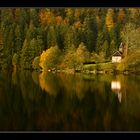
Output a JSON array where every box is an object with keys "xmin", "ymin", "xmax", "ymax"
[
  {"xmin": 64, "ymin": 26, "xmax": 77, "ymax": 51},
  {"xmin": 30, "ymin": 9, "xmax": 39, "ymax": 27},
  {"xmin": 47, "ymin": 26, "xmax": 57, "ymax": 48},
  {"xmin": 20, "ymin": 39, "xmax": 37, "ymax": 69},
  {"xmin": 83, "ymin": 15, "xmax": 98, "ymax": 52}
]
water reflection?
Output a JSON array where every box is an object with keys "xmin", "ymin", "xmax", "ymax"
[
  {"xmin": 111, "ymin": 81, "xmax": 122, "ymax": 103},
  {"xmin": 39, "ymin": 72, "xmax": 60, "ymax": 96},
  {"xmin": 0, "ymin": 71, "xmax": 140, "ymax": 130}
]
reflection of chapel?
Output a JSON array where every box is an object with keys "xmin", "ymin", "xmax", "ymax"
[
  {"xmin": 112, "ymin": 43, "xmax": 124, "ymax": 63},
  {"xmin": 111, "ymin": 80, "xmax": 122, "ymax": 103}
]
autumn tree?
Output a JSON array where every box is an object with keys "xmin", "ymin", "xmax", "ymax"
[
  {"xmin": 106, "ymin": 9, "xmax": 115, "ymax": 31},
  {"xmin": 39, "ymin": 8, "xmax": 54, "ymax": 28},
  {"xmin": 39, "ymin": 46, "xmax": 61, "ymax": 71}
]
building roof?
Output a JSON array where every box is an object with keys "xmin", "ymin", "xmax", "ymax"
[{"xmin": 112, "ymin": 51, "xmax": 122, "ymax": 56}]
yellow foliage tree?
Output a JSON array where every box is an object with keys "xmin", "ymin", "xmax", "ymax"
[
  {"xmin": 105, "ymin": 9, "xmax": 114, "ymax": 31},
  {"xmin": 39, "ymin": 46, "xmax": 61, "ymax": 71},
  {"xmin": 39, "ymin": 50, "xmax": 46, "ymax": 70}
]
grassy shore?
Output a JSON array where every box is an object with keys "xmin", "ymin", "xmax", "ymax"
[
  {"xmin": 82, "ymin": 61, "xmax": 140, "ymax": 74},
  {"xmin": 44, "ymin": 62, "xmax": 140, "ymax": 75},
  {"xmin": 83, "ymin": 62, "xmax": 117, "ymax": 74}
]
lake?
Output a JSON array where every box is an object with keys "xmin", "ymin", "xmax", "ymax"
[{"xmin": 0, "ymin": 70, "xmax": 140, "ymax": 131}]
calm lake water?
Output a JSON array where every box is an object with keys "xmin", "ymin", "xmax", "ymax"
[{"xmin": 0, "ymin": 70, "xmax": 140, "ymax": 131}]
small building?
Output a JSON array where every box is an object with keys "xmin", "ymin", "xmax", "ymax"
[{"xmin": 112, "ymin": 51, "xmax": 122, "ymax": 63}]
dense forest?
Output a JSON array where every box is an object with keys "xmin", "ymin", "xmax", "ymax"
[{"xmin": 0, "ymin": 8, "xmax": 140, "ymax": 72}]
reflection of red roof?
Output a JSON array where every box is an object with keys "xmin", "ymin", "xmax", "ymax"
[{"xmin": 112, "ymin": 51, "xmax": 122, "ymax": 56}]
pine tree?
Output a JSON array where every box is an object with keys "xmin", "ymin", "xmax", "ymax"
[
  {"xmin": 64, "ymin": 26, "xmax": 77, "ymax": 51},
  {"xmin": 15, "ymin": 25, "xmax": 22, "ymax": 52},
  {"xmin": 47, "ymin": 26, "xmax": 57, "ymax": 48},
  {"xmin": 20, "ymin": 39, "xmax": 37, "ymax": 70},
  {"xmin": 83, "ymin": 15, "xmax": 98, "ymax": 52},
  {"xmin": 30, "ymin": 9, "xmax": 39, "ymax": 27}
]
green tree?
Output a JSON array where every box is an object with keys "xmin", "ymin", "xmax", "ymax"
[
  {"xmin": 47, "ymin": 26, "xmax": 57, "ymax": 48},
  {"xmin": 61, "ymin": 45, "xmax": 77, "ymax": 69},
  {"xmin": 20, "ymin": 39, "xmax": 37, "ymax": 69},
  {"xmin": 30, "ymin": 9, "xmax": 39, "ymax": 27},
  {"xmin": 15, "ymin": 25, "xmax": 22, "ymax": 52},
  {"xmin": 83, "ymin": 15, "xmax": 98, "ymax": 52},
  {"xmin": 102, "ymin": 40, "xmax": 110, "ymax": 58},
  {"xmin": 64, "ymin": 27, "xmax": 77, "ymax": 51},
  {"xmin": 76, "ymin": 42, "xmax": 90, "ymax": 69}
]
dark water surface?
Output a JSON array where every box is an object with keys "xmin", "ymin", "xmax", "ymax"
[{"xmin": 0, "ymin": 70, "xmax": 140, "ymax": 131}]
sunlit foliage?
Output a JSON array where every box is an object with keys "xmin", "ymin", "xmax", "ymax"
[{"xmin": 39, "ymin": 46, "xmax": 61, "ymax": 71}]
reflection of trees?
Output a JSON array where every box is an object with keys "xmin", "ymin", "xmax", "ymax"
[
  {"xmin": 32, "ymin": 71, "xmax": 40, "ymax": 86},
  {"xmin": 38, "ymin": 72, "xmax": 88, "ymax": 100},
  {"xmin": 58, "ymin": 73, "xmax": 86, "ymax": 100},
  {"xmin": 117, "ymin": 75, "xmax": 140, "ymax": 130},
  {"xmin": 36, "ymin": 72, "xmax": 117, "ymax": 130},
  {"xmin": 0, "ymin": 71, "xmax": 25, "ymax": 130},
  {"xmin": 12, "ymin": 70, "xmax": 18, "ymax": 85},
  {"xmin": 1, "ymin": 71, "xmax": 140, "ymax": 130},
  {"xmin": 39, "ymin": 72, "xmax": 60, "ymax": 96}
]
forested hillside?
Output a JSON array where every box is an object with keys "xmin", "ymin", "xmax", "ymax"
[{"xmin": 0, "ymin": 8, "xmax": 140, "ymax": 72}]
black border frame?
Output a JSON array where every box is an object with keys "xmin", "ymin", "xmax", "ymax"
[
  {"xmin": 0, "ymin": 0, "xmax": 140, "ymax": 137},
  {"xmin": 0, "ymin": 0, "xmax": 140, "ymax": 7}
]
